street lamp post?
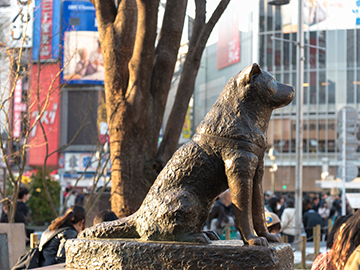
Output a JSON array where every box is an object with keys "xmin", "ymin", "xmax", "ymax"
[
  {"xmin": 268, "ymin": 0, "xmax": 304, "ymax": 246},
  {"xmin": 295, "ymin": 0, "xmax": 305, "ymax": 247}
]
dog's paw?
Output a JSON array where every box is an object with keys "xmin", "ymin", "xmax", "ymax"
[
  {"xmin": 246, "ymin": 236, "xmax": 269, "ymax": 246},
  {"xmin": 177, "ymin": 232, "xmax": 212, "ymax": 244},
  {"xmin": 265, "ymin": 232, "xmax": 282, "ymax": 243},
  {"xmin": 202, "ymin": 230, "xmax": 221, "ymax": 240}
]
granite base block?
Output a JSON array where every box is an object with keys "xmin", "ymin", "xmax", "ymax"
[{"xmin": 66, "ymin": 238, "xmax": 294, "ymax": 270}]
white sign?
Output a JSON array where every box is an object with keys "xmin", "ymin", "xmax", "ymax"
[
  {"xmin": 64, "ymin": 152, "xmax": 111, "ymax": 173},
  {"xmin": 10, "ymin": 0, "xmax": 34, "ymax": 48},
  {"xmin": 346, "ymin": 193, "xmax": 360, "ymax": 209}
]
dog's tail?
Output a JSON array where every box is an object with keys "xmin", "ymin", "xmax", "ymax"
[{"xmin": 79, "ymin": 214, "xmax": 139, "ymax": 239}]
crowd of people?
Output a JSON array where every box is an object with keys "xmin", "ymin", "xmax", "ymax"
[
  {"xmin": 2, "ymin": 186, "xmax": 360, "ymax": 269},
  {"xmin": 0, "ymin": 185, "xmax": 119, "ymax": 269},
  {"xmin": 203, "ymin": 189, "xmax": 360, "ymax": 269}
]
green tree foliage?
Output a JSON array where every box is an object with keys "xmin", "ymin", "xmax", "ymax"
[{"xmin": 27, "ymin": 171, "xmax": 60, "ymax": 226}]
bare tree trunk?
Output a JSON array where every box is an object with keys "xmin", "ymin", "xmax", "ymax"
[{"xmin": 91, "ymin": 0, "xmax": 229, "ymax": 218}]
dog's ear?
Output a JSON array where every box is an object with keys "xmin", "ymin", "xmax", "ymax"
[
  {"xmin": 249, "ymin": 63, "xmax": 262, "ymax": 79},
  {"xmin": 236, "ymin": 63, "xmax": 262, "ymax": 86}
]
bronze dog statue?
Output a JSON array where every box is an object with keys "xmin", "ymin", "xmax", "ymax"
[{"xmin": 79, "ymin": 63, "xmax": 295, "ymax": 246}]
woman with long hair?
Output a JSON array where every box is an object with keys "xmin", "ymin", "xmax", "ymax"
[
  {"xmin": 38, "ymin": 205, "xmax": 86, "ymax": 267},
  {"xmin": 330, "ymin": 209, "xmax": 360, "ymax": 269},
  {"xmin": 311, "ymin": 214, "xmax": 353, "ymax": 270},
  {"xmin": 312, "ymin": 209, "xmax": 360, "ymax": 270}
]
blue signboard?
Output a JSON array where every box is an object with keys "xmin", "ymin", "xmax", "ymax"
[
  {"xmin": 61, "ymin": 1, "xmax": 104, "ymax": 85},
  {"xmin": 32, "ymin": 0, "xmax": 61, "ymax": 60}
]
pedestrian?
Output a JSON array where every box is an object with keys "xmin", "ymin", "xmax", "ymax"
[
  {"xmin": 330, "ymin": 209, "xmax": 360, "ymax": 269},
  {"xmin": 38, "ymin": 205, "xmax": 86, "ymax": 267},
  {"xmin": 17, "ymin": 188, "xmax": 35, "ymax": 242},
  {"xmin": 312, "ymin": 196, "xmax": 321, "ymax": 212},
  {"xmin": 206, "ymin": 190, "xmax": 235, "ymax": 237},
  {"xmin": 311, "ymin": 211, "xmax": 360, "ymax": 270},
  {"xmin": 93, "ymin": 210, "xmax": 118, "ymax": 225},
  {"xmin": 311, "ymin": 214, "xmax": 353, "ymax": 270},
  {"xmin": 280, "ymin": 197, "xmax": 296, "ymax": 243},
  {"xmin": 266, "ymin": 197, "xmax": 282, "ymax": 217},
  {"xmin": 265, "ymin": 211, "xmax": 281, "ymax": 235},
  {"xmin": 303, "ymin": 200, "xmax": 323, "ymax": 242},
  {"xmin": 318, "ymin": 202, "xmax": 330, "ymax": 220}
]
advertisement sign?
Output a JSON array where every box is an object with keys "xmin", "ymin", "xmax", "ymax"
[
  {"xmin": 281, "ymin": 0, "xmax": 360, "ymax": 33},
  {"xmin": 61, "ymin": 1, "xmax": 104, "ymax": 85},
  {"xmin": 32, "ymin": 0, "xmax": 61, "ymax": 60},
  {"xmin": 13, "ymin": 80, "xmax": 27, "ymax": 138},
  {"xmin": 10, "ymin": 0, "xmax": 34, "ymax": 48},
  {"xmin": 64, "ymin": 152, "xmax": 111, "ymax": 173},
  {"xmin": 182, "ymin": 107, "xmax": 191, "ymax": 139},
  {"xmin": 216, "ymin": 1, "xmax": 240, "ymax": 70},
  {"xmin": 28, "ymin": 64, "xmax": 60, "ymax": 166},
  {"xmin": 97, "ymin": 96, "xmax": 109, "ymax": 144}
]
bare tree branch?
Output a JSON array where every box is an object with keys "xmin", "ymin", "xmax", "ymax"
[
  {"xmin": 127, "ymin": 0, "xmax": 159, "ymax": 105},
  {"xmin": 144, "ymin": 0, "xmax": 187, "ymax": 159},
  {"xmin": 157, "ymin": 0, "xmax": 231, "ymax": 163}
]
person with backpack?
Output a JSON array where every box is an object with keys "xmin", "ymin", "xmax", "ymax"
[
  {"xmin": 12, "ymin": 205, "xmax": 86, "ymax": 270},
  {"xmin": 39, "ymin": 205, "xmax": 86, "ymax": 267}
]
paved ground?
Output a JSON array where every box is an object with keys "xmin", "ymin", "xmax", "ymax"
[{"xmin": 293, "ymin": 240, "xmax": 327, "ymax": 268}]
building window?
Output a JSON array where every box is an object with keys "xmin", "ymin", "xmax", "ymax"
[
  {"xmin": 347, "ymin": 29, "xmax": 355, "ymax": 68},
  {"xmin": 347, "ymin": 70, "xmax": 355, "ymax": 103},
  {"xmin": 67, "ymin": 91, "xmax": 98, "ymax": 145}
]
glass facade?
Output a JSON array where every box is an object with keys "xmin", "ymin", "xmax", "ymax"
[
  {"xmin": 193, "ymin": 0, "xmax": 360, "ymax": 193},
  {"xmin": 259, "ymin": 0, "xmax": 360, "ymax": 192}
]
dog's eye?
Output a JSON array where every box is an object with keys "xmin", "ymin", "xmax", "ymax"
[{"xmin": 268, "ymin": 81, "xmax": 277, "ymax": 93}]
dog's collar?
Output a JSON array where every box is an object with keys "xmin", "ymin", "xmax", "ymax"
[{"xmin": 192, "ymin": 133, "xmax": 263, "ymax": 157}]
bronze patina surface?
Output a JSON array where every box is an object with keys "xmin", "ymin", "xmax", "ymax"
[
  {"xmin": 79, "ymin": 63, "xmax": 295, "ymax": 246},
  {"xmin": 66, "ymin": 238, "xmax": 294, "ymax": 270}
]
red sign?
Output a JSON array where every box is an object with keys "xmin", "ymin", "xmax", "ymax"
[
  {"xmin": 40, "ymin": 0, "xmax": 53, "ymax": 59},
  {"xmin": 216, "ymin": 10, "xmax": 240, "ymax": 70},
  {"xmin": 28, "ymin": 63, "xmax": 60, "ymax": 166}
]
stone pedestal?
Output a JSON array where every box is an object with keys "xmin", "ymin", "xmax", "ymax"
[
  {"xmin": 66, "ymin": 238, "xmax": 294, "ymax": 270},
  {"xmin": 0, "ymin": 223, "xmax": 26, "ymax": 269}
]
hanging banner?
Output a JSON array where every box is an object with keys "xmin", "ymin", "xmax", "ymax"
[
  {"xmin": 28, "ymin": 64, "xmax": 60, "ymax": 166},
  {"xmin": 13, "ymin": 79, "xmax": 24, "ymax": 138},
  {"xmin": 32, "ymin": 0, "xmax": 61, "ymax": 60},
  {"xmin": 216, "ymin": 1, "xmax": 240, "ymax": 70}
]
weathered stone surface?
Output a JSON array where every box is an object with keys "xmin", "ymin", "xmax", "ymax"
[
  {"xmin": 66, "ymin": 238, "xmax": 294, "ymax": 270},
  {"xmin": 0, "ymin": 223, "xmax": 26, "ymax": 269}
]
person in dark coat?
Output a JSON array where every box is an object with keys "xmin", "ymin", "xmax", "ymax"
[
  {"xmin": 93, "ymin": 210, "xmax": 118, "ymax": 225},
  {"xmin": 303, "ymin": 203, "xmax": 323, "ymax": 242},
  {"xmin": 39, "ymin": 205, "xmax": 86, "ymax": 267}
]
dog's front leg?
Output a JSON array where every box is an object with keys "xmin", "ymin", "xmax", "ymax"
[
  {"xmin": 224, "ymin": 150, "xmax": 268, "ymax": 246},
  {"xmin": 252, "ymin": 159, "xmax": 282, "ymax": 243}
]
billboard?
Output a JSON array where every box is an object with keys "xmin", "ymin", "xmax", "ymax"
[
  {"xmin": 281, "ymin": 0, "xmax": 360, "ymax": 33},
  {"xmin": 32, "ymin": 0, "xmax": 62, "ymax": 60},
  {"xmin": 10, "ymin": 0, "xmax": 34, "ymax": 48},
  {"xmin": 61, "ymin": 1, "xmax": 104, "ymax": 85},
  {"xmin": 216, "ymin": 1, "xmax": 240, "ymax": 70},
  {"xmin": 12, "ymin": 79, "xmax": 27, "ymax": 138},
  {"xmin": 28, "ymin": 63, "xmax": 60, "ymax": 166},
  {"xmin": 63, "ymin": 152, "xmax": 111, "ymax": 173}
]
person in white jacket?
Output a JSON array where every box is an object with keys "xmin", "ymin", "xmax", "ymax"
[{"xmin": 280, "ymin": 197, "xmax": 297, "ymax": 243}]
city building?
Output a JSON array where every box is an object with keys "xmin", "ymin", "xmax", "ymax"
[{"xmin": 193, "ymin": 0, "xmax": 360, "ymax": 195}]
